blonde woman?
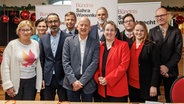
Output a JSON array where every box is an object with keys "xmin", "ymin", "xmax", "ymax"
[
  {"xmin": 1, "ymin": 20, "xmax": 42, "ymax": 100},
  {"xmin": 128, "ymin": 21, "xmax": 160, "ymax": 102}
]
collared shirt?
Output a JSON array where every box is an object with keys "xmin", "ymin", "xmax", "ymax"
[
  {"xmin": 50, "ymin": 30, "xmax": 61, "ymax": 57},
  {"xmin": 78, "ymin": 35, "xmax": 88, "ymax": 75},
  {"xmin": 125, "ymin": 31, "xmax": 133, "ymax": 38},
  {"xmin": 66, "ymin": 29, "xmax": 75, "ymax": 35},
  {"xmin": 30, "ymin": 34, "xmax": 39, "ymax": 42},
  {"xmin": 50, "ymin": 30, "xmax": 61, "ymax": 74},
  {"xmin": 98, "ymin": 26, "xmax": 104, "ymax": 40}
]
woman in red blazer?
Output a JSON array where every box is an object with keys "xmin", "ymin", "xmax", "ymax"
[{"xmin": 94, "ymin": 20, "xmax": 130, "ymax": 102}]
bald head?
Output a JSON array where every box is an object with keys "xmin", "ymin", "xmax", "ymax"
[
  {"xmin": 156, "ymin": 7, "xmax": 167, "ymax": 15},
  {"xmin": 78, "ymin": 16, "xmax": 91, "ymax": 26},
  {"xmin": 77, "ymin": 16, "xmax": 91, "ymax": 38},
  {"xmin": 155, "ymin": 7, "xmax": 169, "ymax": 26}
]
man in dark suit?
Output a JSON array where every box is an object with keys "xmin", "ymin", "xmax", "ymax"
[
  {"xmin": 39, "ymin": 13, "xmax": 71, "ymax": 101},
  {"xmin": 149, "ymin": 7, "xmax": 183, "ymax": 103},
  {"xmin": 62, "ymin": 16, "xmax": 99, "ymax": 102},
  {"xmin": 120, "ymin": 13, "xmax": 136, "ymax": 48},
  {"xmin": 89, "ymin": 7, "xmax": 121, "ymax": 42},
  {"xmin": 63, "ymin": 11, "xmax": 78, "ymax": 35}
]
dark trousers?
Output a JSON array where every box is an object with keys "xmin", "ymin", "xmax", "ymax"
[
  {"xmin": 100, "ymin": 95, "xmax": 128, "ymax": 102},
  {"xmin": 40, "ymin": 89, "xmax": 45, "ymax": 100},
  {"xmin": 129, "ymin": 85, "xmax": 158, "ymax": 103},
  {"xmin": 67, "ymin": 89, "xmax": 93, "ymax": 102},
  {"xmin": 5, "ymin": 76, "xmax": 36, "ymax": 100},
  {"xmin": 44, "ymin": 75, "xmax": 67, "ymax": 101},
  {"xmin": 159, "ymin": 75, "xmax": 177, "ymax": 103},
  {"xmin": 93, "ymin": 89, "xmax": 101, "ymax": 102}
]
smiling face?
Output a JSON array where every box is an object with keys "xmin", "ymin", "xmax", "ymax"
[
  {"xmin": 77, "ymin": 17, "xmax": 91, "ymax": 37},
  {"xmin": 134, "ymin": 23, "xmax": 148, "ymax": 41},
  {"xmin": 155, "ymin": 8, "xmax": 169, "ymax": 26},
  {"xmin": 104, "ymin": 21, "xmax": 117, "ymax": 42},
  {"xmin": 19, "ymin": 25, "xmax": 33, "ymax": 41},
  {"xmin": 123, "ymin": 16, "xmax": 135, "ymax": 32},
  {"xmin": 16, "ymin": 20, "xmax": 34, "ymax": 41},
  {"xmin": 96, "ymin": 8, "xmax": 108, "ymax": 25},
  {"xmin": 46, "ymin": 14, "xmax": 61, "ymax": 33},
  {"xmin": 65, "ymin": 14, "xmax": 76, "ymax": 31},
  {"xmin": 36, "ymin": 21, "xmax": 47, "ymax": 35}
]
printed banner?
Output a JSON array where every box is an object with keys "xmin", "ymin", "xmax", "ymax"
[
  {"xmin": 71, "ymin": 0, "xmax": 118, "ymax": 26},
  {"xmin": 118, "ymin": 2, "xmax": 161, "ymax": 31},
  {"xmin": 36, "ymin": 5, "xmax": 71, "ymax": 30}
]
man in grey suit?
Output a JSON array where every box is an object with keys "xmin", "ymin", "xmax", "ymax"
[
  {"xmin": 62, "ymin": 16, "xmax": 100, "ymax": 102},
  {"xmin": 39, "ymin": 13, "xmax": 71, "ymax": 101}
]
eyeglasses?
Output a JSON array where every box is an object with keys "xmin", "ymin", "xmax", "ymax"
[
  {"xmin": 47, "ymin": 20, "xmax": 59, "ymax": 24},
  {"xmin": 123, "ymin": 20, "xmax": 134, "ymax": 24},
  {"xmin": 20, "ymin": 29, "xmax": 32, "ymax": 33},
  {"xmin": 155, "ymin": 14, "xmax": 167, "ymax": 18}
]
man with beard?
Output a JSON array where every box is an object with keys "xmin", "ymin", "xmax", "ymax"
[
  {"xmin": 63, "ymin": 11, "xmax": 78, "ymax": 35},
  {"xmin": 89, "ymin": 7, "xmax": 121, "ymax": 42},
  {"xmin": 39, "ymin": 13, "xmax": 71, "ymax": 101}
]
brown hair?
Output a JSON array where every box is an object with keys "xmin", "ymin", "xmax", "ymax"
[
  {"xmin": 35, "ymin": 17, "xmax": 47, "ymax": 27},
  {"xmin": 103, "ymin": 20, "xmax": 117, "ymax": 32},
  {"xmin": 135, "ymin": 21, "xmax": 148, "ymax": 41},
  {"xmin": 65, "ymin": 11, "xmax": 77, "ymax": 21},
  {"xmin": 122, "ymin": 13, "xmax": 135, "ymax": 23}
]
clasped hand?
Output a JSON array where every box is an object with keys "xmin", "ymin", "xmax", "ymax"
[
  {"xmin": 6, "ymin": 87, "xmax": 16, "ymax": 97},
  {"xmin": 72, "ymin": 80, "xmax": 83, "ymax": 91},
  {"xmin": 98, "ymin": 77, "xmax": 107, "ymax": 86}
]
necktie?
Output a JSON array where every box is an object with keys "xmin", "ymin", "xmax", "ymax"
[
  {"xmin": 127, "ymin": 33, "xmax": 132, "ymax": 38},
  {"xmin": 69, "ymin": 31, "xmax": 72, "ymax": 35}
]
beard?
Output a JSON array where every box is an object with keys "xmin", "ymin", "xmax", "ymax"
[
  {"xmin": 97, "ymin": 19, "xmax": 106, "ymax": 25},
  {"xmin": 50, "ymin": 26, "xmax": 59, "ymax": 32}
]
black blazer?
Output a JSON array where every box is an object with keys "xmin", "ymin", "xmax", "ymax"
[
  {"xmin": 138, "ymin": 40, "xmax": 160, "ymax": 99},
  {"xmin": 89, "ymin": 24, "xmax": 121, "ymax": 41},
  {"xmin": 149, "ymin": 25, "xmax": 183, "ymax": 77},
  {"xmin": 39, "ymin": 30, "xmax": 71, "ymax": 86}
]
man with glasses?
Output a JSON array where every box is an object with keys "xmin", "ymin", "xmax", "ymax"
[
  {"xmin": 149, "ymin": 7, "xmax": 183, "ymax": 103},
  {"xmin": 39, "ymin": 13, "xmax": 71, "ymax": 101},
  {"xmin": 120, "ymin": 13, "xmax": 136, "ymax": 48}
]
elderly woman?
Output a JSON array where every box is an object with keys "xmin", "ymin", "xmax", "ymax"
[
  {"xmin": 94, "ymin": 20, "xmax": 130, "ymax": 102},
  {"xmin": 1, "ymin": 20, "xmax": 42, "ymax": 100}
]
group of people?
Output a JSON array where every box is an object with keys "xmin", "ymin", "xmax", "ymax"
[{"xmin": 0, "ymin": 6, "xmax": 183, "ymax": 103}]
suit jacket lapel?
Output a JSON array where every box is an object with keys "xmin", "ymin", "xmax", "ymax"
[
  {"xmin": 47, "ymin": 33, "xmax": 54, "ymax": 58},
  {"xmin": 55, "ymin": 31, "xmax": 63, "ymax": 58},
  {"xmin": 164, "ymin": 26, "xmax": 172, "ymax": 41},
  {"xmin": 106, "ymin": 40, "xmax": 117, "ymax": 65},
  {"xmin": 83, "ymin": 37, "xmax": 91, "ymax": 67},
  {"xmin": 74, "ymin": 35, "xmax": 81, "ymax": 62}
]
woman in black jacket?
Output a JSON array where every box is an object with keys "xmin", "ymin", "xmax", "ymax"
[{"xmin": 128, "ymin": 21, "xmax": 160, "ymax": 102}]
